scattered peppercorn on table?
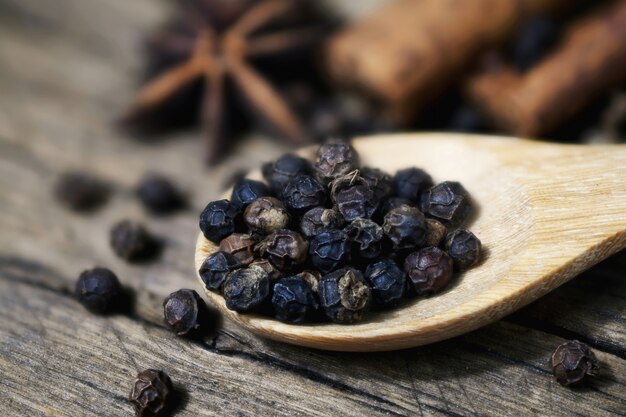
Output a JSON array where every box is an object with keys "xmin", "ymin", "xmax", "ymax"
[{"xmin": 0, "ymin": 1, "xmax": 625, "ymax": 417}]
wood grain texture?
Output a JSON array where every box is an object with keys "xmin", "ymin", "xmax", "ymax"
[
  {"xmin": 0, "ymin": 0, "xmax": 624, "ymax": 416},
  {"xmin": 195, "ymin": 134, "xmax": 626, "ymax": 351}
]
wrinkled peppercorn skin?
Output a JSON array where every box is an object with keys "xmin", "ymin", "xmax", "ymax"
[
  {"xmin": 424, "ymin": 219, "xmax": 448, "ymax": 247},
  {"xmin": 230, "ymin": 179, "xmax": 270, "ymax": 211},
  {"xmin": 199, "ymin": 199, "xmax": 240, "ymax": 243},
  {"xmin": 335, "ymin": 183, "xmax": 378, "ymax": 222},
  {"xmin": 404, "ymin": 247, "xmax": 454, "ymax": 295},
  {"xmin": 272, "ymin": 276, "xmax": 319, "ymax": 323},
  {"xmin": 257, "ymin": 229, "xmax": 308, "ymax": 270},
  {"xmin": 283, "ymin": 175, "xmax": 326, "ymax": 212},
  {"xmin": 393, "ymin": 168, "xmax": 433, "ymax": 202},
  {"xmin": 365, "ymin": 259, "xmax": 405, "ymax": 306},
  {"xmin": 445, "ymin": 229, "xmax": 481, "ymax": 270},
  {"xmin": 163, "ymin": 289, "xmax": 208, "ymax": 337},
  {"xmin": 361, "ymin": 167, "xmax": 393, "ymax": 202},
  {"xmin": 219, "ymin": 233, "xmax": 256, "ymax": 265},
  {"xmin": 309, "ymin": 229, "xmax": 351, "ymax": 273},
  {"xmin": 421, "ymin": 181, "xmax": 472, "ymax": 227},
  {"xmin": 110, "ymin": 220, "xmax": 159, "ymax": 262},
  {"xmin": 262, "ymin": 153, "xmax": 311, "ymax": 196},
  {"xmin": 383, "ymin": 205, "xmax": 427, "ymax": 249},
  {"xmin": 136, "ymin": 174, "xmax": 186, "ymax": 214},
  {"xmin": 243, "ymin": 197, "xmax": 289, "ymax": 235},
  {"xmin": 300, "ymin": 207, "xmax": 344, "ymax": 238},
  {"xmin": 199, "ymin": 251, "xmax": 241, "ymax": 291},
  {"xmin": 75, "ymin": 268, "xmax": 122, "ymax": 313},
  {"xmin": 318, "ymin": 268, "xmax": 371, "ymax": 324},
  {"xmin": 223, "ymin": 267, "xmax": 271, "ymax": 313},
  {"xmin": 129, "ymin": 369, "xmax": 173, "ymax": 417},
  {"xmin": 345, "ymin": 218, "xmax": 384, "ymax": 259},
  {"xmin": 550, "ymin": 340, "xmax": 599, "ymax": 386},
  {"xmin": 314, "ymin": 142, "xmax": 359, "ymax": 184}
]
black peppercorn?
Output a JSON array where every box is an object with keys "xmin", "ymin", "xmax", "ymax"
[
  {"xmin": 379, "ymin": 197, "xmax": 413, "ymax": 217},
  {"xmin": 272, "ymin": 276, "xmax": 319, "ymax": 323},
  {"xmin": 421, "ymin": 181, "xmax": 472, "ymax": 227},
  {"xmin": 308, "ymin": 229, "xmax": 351, "ymax": 274},
  {"xmin": 333, "ymin": 179, "xmax": 378, "ymax": 222},
  {"xmin": 361, "ymin": 167, "xmax": 393, "ymax": 202},
  {"xmin": 199, "ymin": 251, "xmax": 241, "ymax": 292},
  {"xmin": 136, "ymin": 174, "xmax": 186, "ymax": 215},
  {"xmin": 298, "ymin": 270, "xmax": 323, "ymax": 293},
  {"xmin": 223, "ymin": 266, "xmax": 271, "ymax": 313},
  {"xmin": 163, "ymin": 289, "xmax": 210, "ymax": 338},
  {"xmin": 300, "ymin": 207, "xmax": 344, "ymax": 239},
  {"xmin": 383, "ymin": 205, "xmax": 427, "ymax": 249},
  {"xmin": 219, "ymin": 233, "xmax": 257, "ymax": 266},
  {"xmin": 550, "ymin": 340, "xmax": 599, "ymax": 386},
  {"xmin": 393, "ymin": 167, "xmax": 433, "ymax": 202},
  {"xmin": 318, "ymin": 268, "xmax": 371, "ymax": 324},
  {"xmin": 75, "ymin": 267, "xmax": 122, "ymax": 313},
  {"xmin": 230, "ymin": 179, "xmax": 270, "ymax": 211},
  {"xmin": 257, "ymin": 229, "xmax": 308, "ymax": 271},
  {"xmin": 262, "ymin": 153, "xmax": 311, "ymax": 196},
  {"xmin": 129, "ymin": 369, "xmax": 173, "ymax": 417},
  {"xmin": 199, "ymin": 199, "xmax": 240, "ymax": 243},
  {"xmin": 345, "ymin": 218, "xmax": 384, "ymax": 259},
  {"xmin": 243, "ymin": 196, "xmax": 289, "ymax": 235},
  {"xmin": 314, "ymin": 142, "xmax": 359, "ymax": 185},
  {"xmin": 54, "ymin": 171, "xmax": 110, "ymax": 212},
  {"xmin": 404, "ymin": 247, "xmax": 454, "ymax": 295},
  {"xmin": 110, "ymin": 220, "xmax": 159, "ymax": 262},
  {"xmin": 282, "ymin": 175, "xmax": 326, "ymax": 212},
  {"xmin": 424, "ymin": 219, "xmax": 448, "ymax": 247},
  {"xmin": 445, "ymin": 229, "xmax": 482, "ymax": 270},
  {"xmin": 364, "ymin": 259, "xmax": 406, "ymax": 306},
  {"xmin": 249, "ymin": 259, "xmax": 281, "ymax": 281}
]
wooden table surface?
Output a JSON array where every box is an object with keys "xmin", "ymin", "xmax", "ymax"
[{"xmin": 0, "ymin": 1, "xmax": 624, "ymax": 416}]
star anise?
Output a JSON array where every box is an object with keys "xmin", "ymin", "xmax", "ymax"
[{"xmin": 123, "ymin": 0, "xmax": 325, "ymax": 164}]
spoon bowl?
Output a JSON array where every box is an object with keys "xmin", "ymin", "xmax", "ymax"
[{"xmin": 195, "ymin": 133, "xmax": 626, "ymax": 351}]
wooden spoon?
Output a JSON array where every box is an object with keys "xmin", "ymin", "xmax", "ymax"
[{"xmin": 195, "ymin": 133, "xmax": 626, "ymax": 351}]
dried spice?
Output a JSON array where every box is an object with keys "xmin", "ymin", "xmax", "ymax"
[
  {"xmin": 136, "ymin": 174, "xmax": 186, "ymax": 215},
  {"xmin": 424, "ymin": 219, "xmax": 448, "ymax": 247},
  {"xmin": 110, "ymin": 220, "xmax": 160, "ymax": 262},
  {"xmin": 282, "ymin": 175, "xmax": 326, "ymax": 212},
  {"xmin": 314, "ymin": 142, "xmax": 359, "ymax": 185},
  {"xmin": 272, "ymin": 276, "xmax": 319, "ymax": 323},
  {"xmin": 199, "ymin": 251, "xmax": 241, "ymax": 291},
  {"xmin": 550, "ymin": 340, "xmax": 599, "ymax": 386},
  {"xmin": 163, "ymin": 289, "xmax": 210, "ymax": 337},
  {"xmin": 129, "ymin": 369, "xmax": 173, "ymax": 417},
  {"xmin": 199, "ymin": 142, "xmax": 483, "ymax": 324},
  {"xmin": 308, "ymin": 229, "xmax": 351, "ymax": 274},
  {"xmin": 300, "ymin": 206, "xmax": 344, "ymax": 238},
  {"xmin": 421, "ymin": 181, "xmax": 472, "ymax": 227},
  {"xmin": 445, "ymin": 229, "xmax": 481, "ymax": 270},
  {"xmin": 243, "ymin": 196, "xmax": 289, "ymax": 235},
  {"xmin": 262, "ymin": 153, "xmax": 311, "ymax": 196},
  {"xmin": 223, "ymin": 266, "xmax": 271, "ymax": 312},
  {"xmin": 393, "ymin": 168, "xmax": 433, "ymax": 202},
  {"xmin": 345, "ymin": 218, "xmax": 384, "ymax": 260},
  {"xmin": 54, "ymin": 171, "xmax": 110, "ymax": 212},
  {"xmin": 383, "ymin": 204, "xmax": 427, "ymax": 250},
  {"xmin": 318, "ymin": 268, "xmax": 371, "ymax": 324},
  {"xmin": 219, "ymin": 233, "xmax": 257, "ymax": 265},
  {"xmin": 75, "ymin": 268, "xmax": 122, "ymax": 313},
  {"xmin": 364, "ymin": 259, "xmax": 405, "ymax": 307},
  {"xmin": 404, "ymin": 247, "xmax": 453, "ymax": 295},
  {"xmin": 199, "ymin": 199, "xmax": 240, "ymax": 243},
  {"xmin": 230, "ymin": 179, "xmax": 270, "ymax": 211},
  {"xmin": 257, "ymin": 229, "xmax": 308, "ymax": 270},
  {"xmin": 124, "ymin": 0, "xmax": 327, "ymax": 164}
]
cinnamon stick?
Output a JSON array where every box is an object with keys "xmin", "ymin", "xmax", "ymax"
[
  {"xmin": 325, "ymin": 0, "xmax": 569, "ymax": 122},
  {"xmin": 467, "ymin": 1, "xmax": 626, "ymax": 137}
]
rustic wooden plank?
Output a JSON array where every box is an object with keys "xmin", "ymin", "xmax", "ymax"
[{"xmin": 0, "ymin": 0, "xmax": 625, "ymax": 416}]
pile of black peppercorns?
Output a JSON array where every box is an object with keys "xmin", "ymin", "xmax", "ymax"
[{"xmin": 198, "ymin": 142, "xmax": 482, "ymax": 324}]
